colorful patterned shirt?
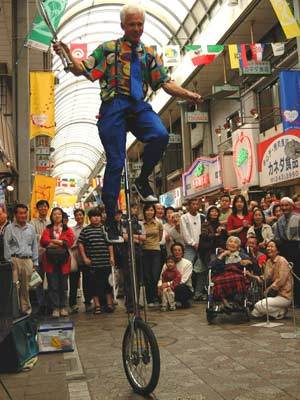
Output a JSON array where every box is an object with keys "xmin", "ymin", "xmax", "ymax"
[{"xmin": 82, "ymin": 36, "xmax": 170, "ymax": 102}]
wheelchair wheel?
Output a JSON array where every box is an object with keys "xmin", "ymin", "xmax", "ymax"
[{"xmin": 122, "ymin": 318, "xmax": 160, "ymax": 395}]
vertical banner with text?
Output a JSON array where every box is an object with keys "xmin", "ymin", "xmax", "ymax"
[
  {"xmin": 30, "ymin": 72, "xmax": 55, "ymax": 139},
  {"xmin": 31, "ymin": 175, "xmax": 56, "ymax": 218},
  {"xmin": 269, "ymin": 0, "xmax": 300, "ymax": 39},
  {"xmin": 279, "ymin": 70, "xmax": 300, "ymax": 131}
]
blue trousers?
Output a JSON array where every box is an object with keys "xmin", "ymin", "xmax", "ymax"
[{"xmin": 97, "ymin": 96, "xmax": 169, "ymax": 220}]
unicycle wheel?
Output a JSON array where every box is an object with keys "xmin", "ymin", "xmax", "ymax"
[{"xmin": 122, "ymin": 318, "xmax": 160, "ymax": 395}]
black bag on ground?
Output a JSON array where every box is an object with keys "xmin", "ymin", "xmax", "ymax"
[
  {"xmin": 0, "ymin": 315, "xmax": 39, "ymax": 373},
  {"xmin": 0, "ymin": 261, "xmax": 13, "ymax": 318}
]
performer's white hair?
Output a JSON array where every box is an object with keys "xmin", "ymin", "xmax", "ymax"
[{"xmin": 120, "ymin": 3, "xmax": 145, "ymax": 23}]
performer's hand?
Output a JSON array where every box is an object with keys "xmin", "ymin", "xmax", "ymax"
[
  {"xmin": 53, "ymin": 41, "xmax": 71, "ymax": 58},
  {"xmin": 185, "ymin": 91, "xmax": 203, "ymax": 104}
]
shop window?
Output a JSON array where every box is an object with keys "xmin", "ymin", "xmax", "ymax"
[
  {"xmin": 163, "ymin": 118, "xmax": 182, "ymax": 175},
  {"xmin": 192, "ymin": 143, "xmax": 203, "ymax": 160},
  {"xmin": 225, "ymin": 110, "xmax": 240, "ymax": 139},
  {"xmin": 258, "ymin": 81, "xmax": 281, "ymax": 132}
]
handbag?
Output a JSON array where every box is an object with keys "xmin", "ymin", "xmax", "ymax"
[
  {"xmin": 46, "ymin": 228, "xmax": 69, "ymax": 265},
  {"xmin": 29, "ymin": 270, "xmax": 43, "ymax": 289},
  {"xmin": 46, "ymin": 246, "xmax": 69, "ymax": 265}
]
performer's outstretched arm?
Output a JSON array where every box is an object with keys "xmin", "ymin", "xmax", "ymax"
[
  {"xmin": 162, "ymin": 81, "xmax": 203, "ymax": 104},
  {"xmin": 53, "ymin": 42, "xmax": 86, "ymax": 76}
]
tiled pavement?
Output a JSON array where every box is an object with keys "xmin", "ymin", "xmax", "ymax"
[{"xmin": 1, "ymin": 303, "xmax": 300, "ymax": 400}]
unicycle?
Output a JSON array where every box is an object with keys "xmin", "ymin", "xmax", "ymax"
[{"xmin": 121, "ymin": 156, "xmax": 160, "ymax": 395}]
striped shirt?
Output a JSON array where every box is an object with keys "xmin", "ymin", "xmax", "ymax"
[{"xmin": 78, "ymin": 224, "xmax": 111, "ymax": 269}]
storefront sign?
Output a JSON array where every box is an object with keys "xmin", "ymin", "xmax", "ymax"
[
  {"xmin": 159, "ymin": 187, "xmax": 182, "ymax": 208},
  {"xmin": 239, "ymin": 61, "xmax": 271, "ymax": 76},
  {"xmin": 186, "ymin": 111, "xmax": 209, "ymax": 123},
  {"xmin": 36, "ymin": 147, "xmax": 50, "ymax": 155},
  {"xmin": 182, "ymin": 156, "xmax": 222, "ymax": 198},
  {"xmin": 36, "ymin": 156, "xmax": 50, "ymax": 172},
  {"xmin": 168, "ymin": 133, "xmax": 181, "ymax": 144},
  {"xmin": 257, "ymin": 129, "xmax": 300, "ymax": 186},
  {"xmin": 232, "ymin": 127, "xmax": 259, "ymax": 186}
]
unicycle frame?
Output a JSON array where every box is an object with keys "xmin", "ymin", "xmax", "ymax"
[
  {"xmin": 122, "ymin": 155, "xmax": 160, "ymax": 395},
  {"xmin": 123, "ymin": 156, "xmax": 140, "ymax": 317}
]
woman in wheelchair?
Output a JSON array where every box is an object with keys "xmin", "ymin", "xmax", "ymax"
[{"xmin": 208, "ymin": 236, "xmax": 252, "ymax": 313}]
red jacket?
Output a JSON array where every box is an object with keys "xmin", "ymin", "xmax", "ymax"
[
  {"xmin": 40, "ymin": 226, "xmax": 75, "ymax": 274},
  {"xmin": 161, "ymin": 267, "xmax": 181, "ymax": 290}
]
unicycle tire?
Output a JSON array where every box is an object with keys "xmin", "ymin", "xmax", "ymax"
[{"xmin": 122, "ymin": 318, "xmax": 160, "ymax": 395}]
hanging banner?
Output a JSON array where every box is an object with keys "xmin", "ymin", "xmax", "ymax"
[
  {"xmin": 30, "ymin": 72, "xmax": 55, "ymax": 139},
  {"xmin": 53, "ymin": 194, "xmax": 78, "ymax": 209},
  {"xmin": 26, "ymin": 0, "xmax": 67, "ymax": 51},
  {"xmin": 269, "ymin": 0, "xmax": 300, "ymax": 39},
  {"xmin": 228, "ymin": 44, "xmax": 239, "ymax": 69},
  {"xmin": 257, "ymin": 129, "xmax": 300, "ymax": 186},
  {"xmin": 56, "ymin": 177, "xmax": 78, "ymax": 188},
  {"xmin": 279, "ymin": 70, "xmax": 300, "ymax": 131},
  {"xmin": 250, "ymin": 43, "xmax": 265, "ymax": 63},
  {"xmin": 69, "ymin": 43, "xmax": 87, "ymax": 61},
  {"xmin": 163, "ymin": 45, "xmax": 181, "ymax": 67},
  {"xmin": 271, "ymin": 42, "xmax": 285, "ymax": 56},
  {"xmin": 185, "ymin": 44, "xmax": 224, "ymax": 66},
  {"xmin": 232, "ymin": 127, "xmax": 259, "ymax": 187},
  {"xmin": 30, "ymin": 175, "xmax": 56, "ymax": 218},
  {"xmin": 182, "ymin": 156, "xmax": 223, "ymax": 198}
]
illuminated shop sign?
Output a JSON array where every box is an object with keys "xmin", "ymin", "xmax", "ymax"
[
  {"xmin": 182, "ymin": 156, "xmax": 222, "ymax": 198},
  {"xmin": 232, "ymin": 128, "xmax": 259, "ymax": 187},
  {"xmin": 257, "ymin": 129, "xmax": 300, "ymax": 186}
]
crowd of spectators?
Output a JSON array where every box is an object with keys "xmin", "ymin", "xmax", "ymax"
[{"xmin": 0, "ymin": 190, "xmax": 299, "ymax": 321}]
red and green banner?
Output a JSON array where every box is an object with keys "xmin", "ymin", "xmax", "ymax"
[{"xmin": 185, "ymin": 44, "xmax": 224, "ymax": 66}]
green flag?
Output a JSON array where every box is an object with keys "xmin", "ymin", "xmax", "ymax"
[{"xmin": 26, "ymin": 0, "xmax": 67, "ymax": 51}]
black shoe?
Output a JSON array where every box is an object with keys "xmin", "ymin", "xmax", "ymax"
[
  {"xmin": 133, "ymin": 178, "xmax": 158, "ymax": 203},
  {"xmin": 105, "ymin": 220, "xmax": 124, "ymax": 243}
]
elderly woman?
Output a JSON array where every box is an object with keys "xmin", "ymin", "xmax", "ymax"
[
  {"xmin": 251, "ymin": 240, "xmax": 293, "ymax": 320},
  {"xmin": 209, "ymin": 236, "xmax": 251, "ymax": 312}
]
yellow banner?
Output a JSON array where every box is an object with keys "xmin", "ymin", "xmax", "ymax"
[
  {"xmin": 30, "ymin": 175, "xmax": 56, "ymax": 218},
  {"xmin": 53, "ymin": 194, "xmax": 77, "ymax": 209},
  {"xmin": 269, "ymin": 0, "xmax": 300, "ymax": 39},
  {"xmin": 228, "ymin": 44, "xmax": 239, "ymax": 69},
  {"xmin": 29, "ymin": 72, "xmax": 55, "ymax": 139}
]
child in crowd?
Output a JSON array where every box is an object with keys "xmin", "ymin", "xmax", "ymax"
[{"xmin": 158, "ymin": 256, "xmax": 181, "ymax": 311}]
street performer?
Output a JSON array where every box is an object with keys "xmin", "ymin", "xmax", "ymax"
[{"xmin": 54, "ymin": 4, "xmax": 202, "ymax": 242}]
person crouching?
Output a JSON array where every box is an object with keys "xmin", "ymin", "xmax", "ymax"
[{"xmin": 158, "ymin": 256, "xmax": 181, "ymax": 311}]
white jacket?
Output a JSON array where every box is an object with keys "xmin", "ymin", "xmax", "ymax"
[
  {"xmin": 247, "ymin": 224, "xmax": 274, "ymax": 243},
  {"xmin": 180, "ymin": 212, "xmax": 201, "ymax": 247}
]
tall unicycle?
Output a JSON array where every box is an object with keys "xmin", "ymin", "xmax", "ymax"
[{"xmin": 122, "ymin": 155, "xmax": 160, "ymax": 395}]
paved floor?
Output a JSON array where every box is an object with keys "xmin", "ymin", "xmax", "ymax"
[{"xmin": 1, "ymin": 303, "xmax": 300, "ymax": 400}]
